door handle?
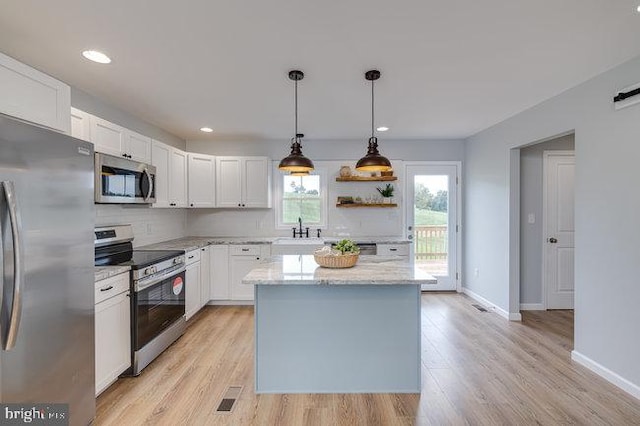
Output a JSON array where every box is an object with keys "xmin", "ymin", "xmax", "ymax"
[
  {"xmin": 408, "ymin": 235, "xmax": 413, "ymax": 240},
  {"xmin": 142, "ymin": 168, "xmax": 153, "ymax": 202},
  {"xmin": 1, "ymin": 181, "xmax": 24, "ymax": 351},
  {"xmin": 548, "ymin": 237, "xmax": 558, "ymax": 243}
]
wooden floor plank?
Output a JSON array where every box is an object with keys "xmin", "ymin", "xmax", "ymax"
[{"xmin": 95, "ymin": 294, "xmax": 640, "ymax": 425}]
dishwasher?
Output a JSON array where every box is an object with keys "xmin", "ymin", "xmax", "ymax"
[{"xmin": 332, "ymin": 242, "xmax": 377, "ymax": 255}]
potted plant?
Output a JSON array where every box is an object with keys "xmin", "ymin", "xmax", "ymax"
[{"xmin": 376, "ymin": 183, "xmax": 394, "ymax": 204}]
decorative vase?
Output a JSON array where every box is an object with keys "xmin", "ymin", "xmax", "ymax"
[
  {"xmin": 339, "ymin": 166, "xmax": 351, "ymax": 177},
  {"xmin": 383, "ymin": 197, "xmax": 392, "ymax": 204}
]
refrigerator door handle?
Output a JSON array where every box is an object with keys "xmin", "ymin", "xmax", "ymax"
[
  {"xmin": 2, "ymin": 181, "xmax": 24, "ymax": 350},
  {"xmin": 143, "ymin": 168, "xmax": 153, "ymax": 202}
]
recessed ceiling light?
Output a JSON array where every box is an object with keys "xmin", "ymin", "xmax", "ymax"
[
  {"xmin": 376, "ymin": 126, "xmax": 389, "ymax": 132},
  {"xmin": 637, "ymin": 5, "xmax": 640, "ymax": 12},
  {"xmin": 82, "ymin": 50, "xmax": 111, "ymax": 64},
  {"xmin": 200, "ymin": 127, "xmax": 213, "ymax": 133}
]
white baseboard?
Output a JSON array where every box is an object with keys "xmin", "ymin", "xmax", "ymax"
[
  {"xmin": 207, "ymin": 300, "xmax": 254, "ymax": 306},
  {"xmin": 462, "ymin": 287, "xmax": 521, "ymax": 321},
  {"xmin": 571, "ymin": 351, "xmax": 640, "ymax": 400},
  {"xmin": 520, "ymin": 303, "xmax": 545, "ymax": 311}
]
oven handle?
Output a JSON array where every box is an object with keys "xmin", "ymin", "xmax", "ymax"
[{"xmin": 134, "ymin": 265, "xmax": 186, "ymax": 292}]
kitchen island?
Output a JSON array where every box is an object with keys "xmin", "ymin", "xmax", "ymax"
[{"xmin": 243, "ymin": 255, "xmax": 436, "ymax": 394}]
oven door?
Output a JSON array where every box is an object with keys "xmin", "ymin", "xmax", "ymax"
[
  {"xmin": 132, "ymin": 267, "xmax": 185, "ymax": 351},
  {"xmin": 95, "ymin": 153, "xmax": 156, "ymax": 204}
]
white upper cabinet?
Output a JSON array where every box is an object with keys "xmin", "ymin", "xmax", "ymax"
[
  {"xmin": 0, "ymin": 52, "xmax": 71, "ymax": 134},
  {"xmin": 188, "ymin": 153, "xmax": 216, "ymax": 208},
  {"xmin": 151, "ymin": 140, "xmax": 187, "ymax": 208},
  {"xmin": 125, "ymin": 129, "xmax": 152, "ymax": 163},
  {"xmin": 91, "ymin": 115, "xmax": 152, "ymax": 163},
  {"xmin": 216, "ymin": 157, "xmax": 271, "ymax": 208},
  {"xmin": 170, "ymin": 148, "xmax": 188, "ymax": 207},
  {"xmin": 151, "ymin": 140, "xmax": 171, "ymax": 207},
  {"xmin": 70, "ymin": 107, "xmax": 91, "ymax": 141}
]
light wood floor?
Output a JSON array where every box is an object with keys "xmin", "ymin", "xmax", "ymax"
[{"xmin": 96, "ymin": 294, "xmax": 640, "ymax": 425}]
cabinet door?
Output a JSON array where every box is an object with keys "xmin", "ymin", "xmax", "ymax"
[
  {"xmin": 151, "ymin": 140, "xmax": 171, "ymax": 207},
  {"xmin": 199, "ymin": 246, "xmax": 211, "ymax": 307},
  {"xmin": 0, "ymin": 52, "xmax": 71, "ymax": 134},
  {"xmin": 185, "ymin": 261, "xmax": 202, "ymax": 320},
  {"xmin": 230, "ymin": 254, "xmax": 260, "ymax": 301},
  {"xmin": 170, "ymin": 148, "xmax": 188, "ymax": 207},
  {"xmin": 91, "ymin": 115, "xmax": 126, "ymax": 157},
  {"xmin": 243, "ymin": 158, "xmax": 271, "ymax": 208},
  {"xmin": 188, "ymin": 153, "xmax": 216, "ymax": 208},
  {"xmin": 95, "ymin": 291, "xmax": 131, "ymax": 396},
  {"xmin": 125, "ymin": 130, "xmax": 152, "ymax": 164},
  {"xmin": 70, "ymin": 108, "xmax": 92, "ymax": 141},
  {"xmin": 216, "ymin": 157, "xmax": 242, "ymax": 207},
  {"xmin": 210, "ymin": 245, "xmax": 230, "ymax": 300}
]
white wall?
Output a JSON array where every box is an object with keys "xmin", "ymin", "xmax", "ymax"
[
  {"xmin": 186, "ymin": 139, "xmax": 463, "ymax": 237},
  {"xmin": 95, "ymin": 205, "xmax": 186, "ymax": 247},
  {"xmin": 464, "ymin": 55, "xmax": 640, "ymax": 392},
  {"xmin": 520, "ymin": 135, "xmax": 575, "ymax": 305}
]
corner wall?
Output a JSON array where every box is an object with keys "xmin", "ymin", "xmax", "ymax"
[{"xmin": 463, "ymin": 55, "xmax": 640, "ymax": 394}]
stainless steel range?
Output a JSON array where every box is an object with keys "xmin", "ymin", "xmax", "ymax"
[{"xmin": 95, "ymin": 225, "xmax": 186, "ymax": 376}]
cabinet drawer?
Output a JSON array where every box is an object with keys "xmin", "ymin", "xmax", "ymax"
[
  {"xmin": 185, "ymin": 249, "xmax": 201, "ymax": 265},
  {"xmin": 376, "ymin": 244, "xmax": 410, "ymax": 256},
  {"xmin": 95, "ymin": 272, "xmax": 130, "ymax": 304},
  {"xmin": 230, "ymin": 245, "xmax": 261, "ymax": 256}
]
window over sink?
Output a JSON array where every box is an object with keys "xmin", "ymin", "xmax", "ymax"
[{"xmin": 275, "ymin": 165, "xmax": 327, "ymax": 229}]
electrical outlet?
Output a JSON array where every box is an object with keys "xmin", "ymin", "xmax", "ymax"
[
  {"xmin": 528, "ymin": 213, "xmax": 535, "ymax": 224},
  {"xmin": 474, "ymin": 268, "xmax": 479, "ymax": 278},
  {"xmin": 146, "ymin": 224, "xmax": 152, "ymax": 235}
]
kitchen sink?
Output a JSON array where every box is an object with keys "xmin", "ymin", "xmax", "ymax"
[
  {"xmin": 271, "ymin": 238, "xmax": 327, "ymax": 255},
  {"xmin": 273, "ymin": 237, "xmax": 326, "ymax": 245}
]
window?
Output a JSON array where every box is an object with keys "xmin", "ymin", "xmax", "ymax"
[{"xmin": 276, "ymin": 167, "xmax": 327, "ymax": 229}]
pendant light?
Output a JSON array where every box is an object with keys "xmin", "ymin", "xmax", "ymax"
[
  {"xmin": 355, "ymin": 70, "xmax": 392, "ymax": 172},
  {"xmin": 279, "ymin": 70, "xmax": 314, "ymax": 173}
]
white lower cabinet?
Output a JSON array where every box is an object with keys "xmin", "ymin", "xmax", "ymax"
[
  {"xmin": 199, "ymin": 246, "xmax": 211, "ymax": 308},
  {"xmin": 185, "ymin": 249, "xmax": 202, "ymax": 320},
  {"xmin": 229, "ymin": 245, "xmax": 269, "ymax": 301},
  {"xmin": 210, "ymin": 245, "xmax": 230, "ymax": 300},
  {"xmin": 95, "ymin": 272, "xmax": 131, "ymax": 396}
]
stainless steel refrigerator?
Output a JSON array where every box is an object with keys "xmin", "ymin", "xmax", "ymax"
[{"xmin": 0, "ymin": 113, "xmax": 95, "ymax": 425}]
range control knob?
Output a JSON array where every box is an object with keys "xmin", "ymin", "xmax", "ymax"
[{"xmin": 144, "ymin": 267, "xmax": 152, "ymax": 276}]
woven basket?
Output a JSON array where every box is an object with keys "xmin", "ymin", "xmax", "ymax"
[{"xmin": 314, "ymin": 253, "xmax": 359, "ymax": 268}]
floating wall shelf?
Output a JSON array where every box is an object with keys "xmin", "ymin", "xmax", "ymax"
[
  {"xmin": 335, "ymin": 176, "xmax": 397, "ymax": 182},
  {"xmin": 336, "ymin": 203, "xmax": 397, "ymax": 208}
]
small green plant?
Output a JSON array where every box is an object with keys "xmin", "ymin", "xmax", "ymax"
[
  {"xmin": 376, "ymin": 183, "xmax": 394, "ymax": 198},
  {"xmin": 334, "ymin": 239, "xmax": 360, "ymax": 254}
]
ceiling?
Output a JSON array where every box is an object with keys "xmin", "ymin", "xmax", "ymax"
[{"xmin": 1, "ymin": 0, "xmax": 639, "ymax": 141}]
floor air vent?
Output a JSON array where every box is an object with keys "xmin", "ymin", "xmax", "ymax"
[
  {"xmin": 215, "ymin": 386, "xmax": 243, "ymax": 414},
  {"xmin": 472, "ymin": 304, "xmax": 488, "ymax": 312}
]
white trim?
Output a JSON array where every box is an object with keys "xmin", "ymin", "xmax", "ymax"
[
  {"xmin": 520, "ymin": 303, "xmax": 545, "ymax": 310},
  {"xmin": 207, "ymin": 300, "xmax": 254, "ymax": 306},
  {"xmin": 571, "ymin": 351, "xmax": 640, "ymax": 400},
  {"xmin": 461, "ymin": 287, "xmax": 521, "ymax": 321},
  {"xmin": 403, "ymin": 161, "xmax": 462, "ymax": 292}
]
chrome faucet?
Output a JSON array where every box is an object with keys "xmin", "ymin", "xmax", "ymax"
[{"xmin": 292, "ymin": 217, "xmax": 309, "ymax": 238}]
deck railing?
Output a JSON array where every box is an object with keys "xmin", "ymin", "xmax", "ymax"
[{"xmin": 414, "ymin": 225, "xmax": 447, "ymax": 260}]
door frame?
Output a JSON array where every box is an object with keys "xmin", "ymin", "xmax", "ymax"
[
  {"xmin": 403, "ymin": 161, "xmax": 462, "ymax": 292},
  {"xmin": 542, "ymin": 150, "xmax": 575, "ymax": 310}
]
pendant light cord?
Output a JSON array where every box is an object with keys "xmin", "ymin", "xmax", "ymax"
[
  {"xmin": 371, "ymin": 78, "xmax": 375, "ymax": 139},
  {"xmin": 294, "ymin": 79, "xmax": 298, "ymax": 139}
]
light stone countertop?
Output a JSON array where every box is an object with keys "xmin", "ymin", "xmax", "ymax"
[
  {"xmin": 95, "ymin": 265, "xmax": 130, "ymax": 282},
  {"xmin": 138, "ymin": 237, "xmax": 274, "ymax": 252},
  {"xmin": 242, "ymin": 255, "xmax": 436, "ymax": 286}
]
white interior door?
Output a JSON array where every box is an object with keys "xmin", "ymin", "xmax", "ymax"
[
  {"xmin": 405, "ymin": 163, "xmax": 459, "ymax": 291},
  {"xmin": 544, "ymin": 151, "xmax": 575, "ymax": 309}
]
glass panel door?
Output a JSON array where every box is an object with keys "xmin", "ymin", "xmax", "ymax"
[{"xmin": 406, "ymin": 164, "xmax": 458, "ymax": 291}]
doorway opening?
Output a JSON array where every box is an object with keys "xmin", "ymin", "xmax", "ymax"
[{"xmin": 405, "ymin": 162, "xmax": 461, "ymax": 291}]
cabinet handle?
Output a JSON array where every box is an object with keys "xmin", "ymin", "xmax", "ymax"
[
  {"xmin": 389, "ymin": 248, "xmax": 397, "ymax": 252},
  {"xmin": 242, "ymin": 204, "xmax": 246, "ymax": 207},
  {"xmin": 238, "ymin": 203, "xmax": 241, "ymax": 207},
  {"xmin": 256, "ymin": 257, "xmax": 260, "ymax": 260},
  {"xmin": 188, "ymin": 255, "xmax": 194, "ymax": 259},
  {"xmin": 100, "ymin": 286, "xmax": 114, "ymax": 292},
  {"xmin": 190, "ymin": 203, "xmax": 194, "ymax": 207},
  {"xmin": 242, "ymin": 248, "xmax": 249, "ymax": 252}
]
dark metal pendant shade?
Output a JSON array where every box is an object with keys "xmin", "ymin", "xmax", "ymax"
[
  {"xmin": 356, "ymin": 69, "xmax": 392, "ymax": 172},
  {"xmin": 355, "ymin": 137, "xmax": 392, "ymax": 171},
  {"xmin": 279, "ymin": 70, "xmax": 314, "ymax": 172},
  {"xmin": 279, "ymin": 133, "xmax": 314, "ymax": 172}
]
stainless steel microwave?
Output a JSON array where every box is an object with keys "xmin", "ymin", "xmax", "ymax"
[{"xmin": 95, "ymin": 153, "xmax": 156, "ymax": 204}]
